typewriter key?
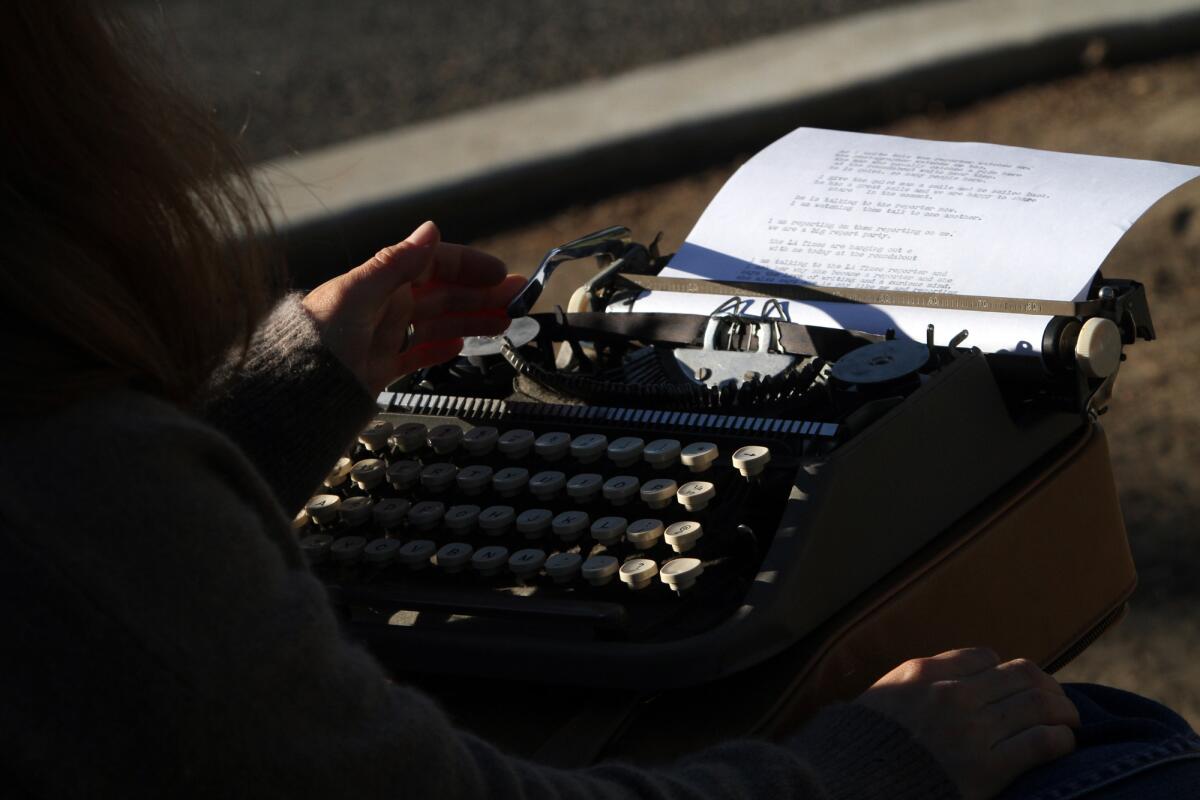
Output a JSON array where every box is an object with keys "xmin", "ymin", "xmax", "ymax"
[
  {"xmin": 545, "ymin": 553, "xmax": 582, "ymax": 584},
  {"xmin": 324, "ymin": 457, "xmax": 353, "ymax": 489},
  {"xmin": 552, "ymin": 510, "xmax": 590, "ymax": 542},
  {"xmin": 435, "ymin": 542, "xmax": 474, "ymax": 572},
  {"xmin": 643, "ymin": 439, "xmax": 681, "ymax": 469},
  {"xmin": 498, "ymin": 429, "xmax": 535, "ymax": 459},
  {"xmin": 626, "ymin": 519, "xmax": 664, "ymax": 550},
  {"xmin": 386, "ymin": 460, "xmax": 420, "ymax": 491},
  {"xmin": 590, "ymin": 516, "xmax": 628, "ymax": 545},
  {"xmin": 305, "ymin": 495, "xmax": 342, "ymax": 526},
  {"xmin": 582, "ymin": 555, "xmax": 619, "ymax": 586},
  {"xmin": 602, "ymin": 476, "xmax": 639, "ymax": 506},
  {"xmin": 291, "ymin": 509, "xmax": 310, "ymax": 535},
  {"xmin": 463, "ymin": 426, "xmax": 499, "ymax": 456},
  {"xmin": 363, "ymin": 537, "xmax": 401, "ymax": 565},
  {"xmin": 351, "ymin": 459, "xmax": 386, "ymax": 491},
  {"xmin": 444, "ymin": 504, "xmax": 481, "ymax": 534},
  {"xmin": 456, "ymin": 465, "xmax": 494, "ymax": 496},
  {"xmin": 398, "ymin": 539, "xmax": 436, "ymax": 570},
  {"xmin": 515, "ymin": 508, "xmax": 552, "ymax": 539},
  {"xmin": 534, "ymin": 432, "xmax": 571, "ymax": 461},
  {"xmin": 680, "ymin": 442, "xmax": 719, "ymax": 473},
  {"xmin": 407, "ymin": 500, "xmax": 445, "ymax": 531},
  {"xmin": 331, "ymin": 536, "xmax": 367, "ymax": 564},
  {"xmin": 493, "ymin": 467, "xmax": 530, "ymax": 497},
  {"xmin": 299, "ymin": 534, "xmax": 334, "ymax": 564},
  {"xmin": 472, "ymin": 546, "xmax": 509, "ymax": 576},
  {"xmin": 566, "ymin": 473, "xmax": 603, "ymax": 503},
  {"xmin": 731, "ymin": 446, "xmax": 771, "ymax": 478},
  {"xmin": 390, "ymin": 422, "xmax": 427, "ymax": 454},
  {"xmin": 508, "ymin": 548, "xmax": 547, "ymax": 580},
  {"xmin": 640, "ymin": 479, "xmax": 677, "ymax": 510},
  {"xmin": 427, "ymin": 424, "xmax": 464, "ymax": 455},
  {"xmin": 478, "ymin": 505, "xmax": 516, "ymax": 536},
  {"xmin": 660, "ymin": 557, "xmax": 704, "ymax": 592},
  {"xmin": 677, "ymin": 481, "xmax": 716, "ymax": 512},
  {"xmin": 358, "ymin": 419, "xmax": 393, "ymax": 452},
  {"xmin": 570, "ymin": 433, "xmax": 608, "ymax": 464},
  {"xmin": 420, "ymin": 463, "xmax": 458, "ymax": 493},
  {"xmin": 339, "ymin": 496, "xmax": 374, "ymax": 527},
  {"xmin": 664, "ymin": 521, "xmax": 703, "ymax": 553},
  {"xmin": 373, "ymin": 498, "xmax": 410, "ymax": 529},
  {"xmin": 607, "ymin": 437, "xmax": 644, "ymax": 467},
  {"xmin": 619, "ymin": 558, "xmax": 658, "ymax": 590},
  {"xmin": 529, "ymin": 470, "xmax": 566, "ymax": 501}
]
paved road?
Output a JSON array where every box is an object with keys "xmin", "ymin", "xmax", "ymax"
[{"xmin": 123, "ymin": 0, "xmax": 918, "ymax": 163}]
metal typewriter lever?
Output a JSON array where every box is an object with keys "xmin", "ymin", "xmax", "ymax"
[
  {"xmin": 673, "ymin": 299, "xmax": 797, "ymax": 388},
  {"xmin": 507, "ymin": 226, "xmax": 633, "ymax": 318}
]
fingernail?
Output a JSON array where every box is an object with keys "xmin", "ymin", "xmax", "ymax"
[{"xmin": 408, "ymin": 220, "xmax": 439, "ymax": 248}]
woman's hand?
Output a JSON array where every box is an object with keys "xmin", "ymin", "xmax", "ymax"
[
  {"xmin": 302, "ymin": 221, "xmax": 525, "ymax": 393},
  {"xmin": 857, "ymin": 648, "xmax": 1080, "ymax": 800}
]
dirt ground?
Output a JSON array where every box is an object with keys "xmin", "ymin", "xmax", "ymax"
[{"xmin": 470, "ymin": 53, "xmax": 1200, "ymax": 725}]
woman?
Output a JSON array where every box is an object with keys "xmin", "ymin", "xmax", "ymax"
[{"xmin": 2, "ymin": 3, "xmax": 1196, "ymax": 798}]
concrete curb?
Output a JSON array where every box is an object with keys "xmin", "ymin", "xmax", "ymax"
[{"xmin": 262, "ymin": 0, "xmax": 1200, "ymax": 286}]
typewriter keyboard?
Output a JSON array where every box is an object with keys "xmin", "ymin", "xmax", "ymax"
[{"xmin": 295, "ymin": 394, "xmax": 838, "ymax": 645}]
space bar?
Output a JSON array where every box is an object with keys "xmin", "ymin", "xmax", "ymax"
[{"xmin": 330, "ymin": 584, "xmax": 629, "ymax": 631}]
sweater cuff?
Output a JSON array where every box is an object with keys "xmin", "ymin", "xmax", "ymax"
[
  {"xmin": 200, "ymin": 293, "xmax": 378, "ymax": 514},
  {"xmin": 791, "ymin": 703, "xmax": 960, "ymax": 800}
]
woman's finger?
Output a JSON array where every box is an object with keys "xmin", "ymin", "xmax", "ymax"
[
  {"xmin": 984, "ymin": 687, "xmax": 1081, "ymax": 744},
  {"xmin": 410, "ymin": 275, "xmax": 526, "ymax": 320},
  {"xmin": 896, "ymin": 648, "xmax": 1000, "ymax": 683},
  {"xmin": 408, "ymin": 313, "xmax": 510, "ymax": 347},
  {"xmin": 346, "ymin": 221, "xmax": 441, "ymax": 300},
  {"xmin": 961, "ymin": 658, "xmax": 1064, "ymax": 706},
  {"xmin": 419, "ymin": 241, "xmax": 508, "ymax": 287}
]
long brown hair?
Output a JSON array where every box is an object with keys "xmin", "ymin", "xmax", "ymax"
[{"xmin": 0, "ymin": 1, "xmax": 281, "ymax": 413}]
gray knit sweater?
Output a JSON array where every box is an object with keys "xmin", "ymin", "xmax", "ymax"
[{"xmin": 0, "ymin": 295, "xmax": 957, "ymax": 799}]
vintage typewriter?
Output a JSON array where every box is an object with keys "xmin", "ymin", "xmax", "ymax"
[{"xmin": 294, "ymin": 227, "xmax": 1151, "ymax": 762}]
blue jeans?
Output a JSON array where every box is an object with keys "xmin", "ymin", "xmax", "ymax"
[{"xmin": 999, "ymin": 683, "xmax": 1200, "ymax": 799}]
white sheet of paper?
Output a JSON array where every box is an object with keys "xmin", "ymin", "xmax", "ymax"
[{"xmin": 649, "ymin": 128, "xmax": 1198, "ymax": 353}]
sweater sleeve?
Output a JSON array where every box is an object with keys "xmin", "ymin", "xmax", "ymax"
[
  {"xmin": 199, "ymin": 292, "xmax": 378, "ymax": 515},
  {"xmin": 0, "ymin": 391, "xmax": 959, "ymax": 800}
]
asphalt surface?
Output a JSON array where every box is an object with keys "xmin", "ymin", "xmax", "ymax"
[{"xmin": 123, "ymin": 0, "xmax": 918, "ymax": 164}]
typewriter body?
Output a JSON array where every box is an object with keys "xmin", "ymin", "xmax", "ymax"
[{"xmin": 295, "ymin": 228, "xmax": 1149, "ymax": 758}]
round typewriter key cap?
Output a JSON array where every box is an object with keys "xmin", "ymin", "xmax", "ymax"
[
  {"xmin": 492, "ymin": 466, "xmax": 530, "ymax": 497},
  {"xmin": 444, "ymin": 504, "xmax": 481, "ymax": 533},
  {"xmin": 732, "ymin": 445, "xmax": 771, "ymax": 477},
  {"xmin": 660, "ymin": 557, "xmax": 704, "ymax": 592},
  {"xmin": 664, "ymin": 520, "xmax": 703, "ymax": 553},
  {"xmin": 582, "ymin": 555, "xmax": 619, "ymax": 586},
  {"xmin": 680, "ymin": 442, "xmax": 719, "ymax": 473},
  {"xmin": 534, "ymin": 431, "xmax": 571, "ymax": 461},
  {"xmin": 363, "ymin": 537, "xmax": 401, "ymax": 565},
  {"xmin": 626, "ymin": 518, "xmax": 664, "ymax": 550},
  {"xmin": 358, "ymin": 419, "xmax": 394, "ymax": 452},
  {"xmin": 590, "ymin": 516, "xmax": 628, "ymax": 545},
  {"xmin": 677, "ymin": 481, "xmax": 716, "ymax": 512},
  {"xmin": 529, "ymin": 470, "xmax": 566, "ymax": 501},
  {"xmin": 508, "ymin": 548, "xmax": 547, "ymax": 580},
  {"xmin": 373, "ymin": 498, "xmax": 411, "ymax": 529},
  {"xmin": 602, "ymin": 475, "xmax": 640, "ymax": 506},
  {"xmin": 463, "ymin": 425, "xmax": 499, "ymax": 456},
  {"xmin": 640, "ymin": 478, "xmax": 677, "ymax": 510},
  {"xmin": 324, "ymin": 457, "xmax": 353, "ymax": 488},
  {"xmin": 545, "ymin": 552, "xmax": 583, "ymax": 584},
  {"xmin": 331, "ymin": 535, "xmax": 367, "ymax": 563},
  {"xmin": 478, "ymin": 504, "xmax": 516, "ymax": 536},
  {"xmin": 566, "ymin": 473, "xmax": 603, "ymax": 503},
  {"xmin": 420, "ymin": 462, "xmax": 458, "ymax": 493},
  {"xmin": 619, "ymin": 558, "xmax": 658, "ymax": 590},
  {"xmin": 407, "ymin": 500, "xmax": 445, "ymax": 531},
  {"xmin": 299, "ymin": 534, "xmax": 334, "ymax": 564},
  {"xmin": 498, "ymin": 429, "xmax": 535, "ymax": 459},
  {"xmin": 390, "ymin": 422, "xmax": 427, "ymax": 453},
  {"xmin": 398, "ymin": 539, "xmax": 436, "ymax": 569},
  {"xmin": 305, "ymin": 495, "xmax": 342, "ymax": 525},
  {"xmin": 552, "ymin": 510, "xmax": 590, "ymax": 542},
  {"xmin": 291, "ymin": 509, "xmax": 310, "ymax": 534},
  {"xmin": 570, "ymin": 433, "xmax": 608, "ymax": 463},
  {"xmin": 515, "ymin": 508, "xmax": 552, "ymax": 539},
  {"xmin": 351, "ymin": 458, "xmax": 386, "ymax": 491},
  {"xmin": 435, "ymin": 542, "xmax": 474, "ymax": 572},
  {"xmin": 386, "ymin": 459, "xmax": 421, "ymax": 491},
  {"xmin": 472, "ymin": 545, "xmax": 509, "ymax": 576},
  {"xmin": 607, "ymin": 436, "xmax": 644, "ymax": 467},
  {"xmin": 339, "ymin": 495, "xmax": 374, "ymax": 527},
  {"xmin": 643, "ymin": 438, "xmax": 681, "ymax": 469},
  {"xmin": 456, "ymin": 464, "xmax": 494, "ymax": 495},
  {"xmin": 427, "ymin": 424, "xmax": 464, "ymax": 455}
]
